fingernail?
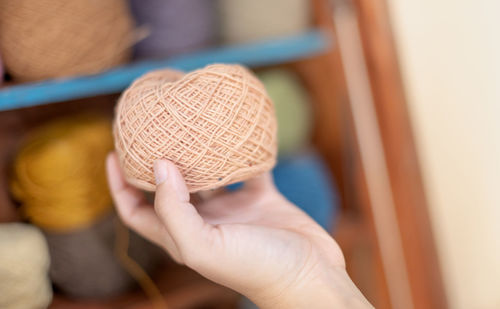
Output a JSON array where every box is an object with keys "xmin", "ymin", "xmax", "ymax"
[{"xmin": 154, "ymin": 160, "xmax": 168, "ymax": 185}]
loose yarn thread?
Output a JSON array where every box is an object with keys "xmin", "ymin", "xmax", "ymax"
[
  {"xmin": 114, "ymin": 219, "xmax": 167, "ymax": 309},
  {"xmin": 0, "ymin": 0, "xmax": 134, "ymax": 81},
  {"xmin": 43, "ymin": 214, "xmax": 164, "ymax": 300},
  {"xmin": 9, "ymin": 115, "xmax": 165, "ymax": 302},
  {"xmin": 114, "ymin": 64, "xmax": 278, "ymax": 192}
]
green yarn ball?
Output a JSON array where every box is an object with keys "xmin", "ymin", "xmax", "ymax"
[
  {"xmin": 258, "ymin": 69, "xmax": 312, "ymax": 156},
  {"xmin": 218, "ymin": 0, "xmax": 310, "ymax": 44}
]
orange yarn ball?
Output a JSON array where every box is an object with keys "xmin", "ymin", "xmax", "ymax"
[{"xmin": 114, "ymin": 64, "xmax": 277, "ymax": 192}]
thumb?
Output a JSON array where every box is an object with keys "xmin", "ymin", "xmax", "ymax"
[{"xmin": 153, "ymin": 160, "xmax": 211, "ymax": 263}]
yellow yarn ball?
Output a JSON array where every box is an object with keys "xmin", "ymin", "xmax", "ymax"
[
  {"xmin": 0, "ymin": 223, "xmax": 52, "ymax": 309},
  {"xmin": 10, "ymin": 115, "xmax": 114, "ymax": 232}
]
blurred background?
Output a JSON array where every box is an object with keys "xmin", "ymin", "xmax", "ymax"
[{"xmin": 0, "ymin": 0, "xmax": 498, "ymax": 308}]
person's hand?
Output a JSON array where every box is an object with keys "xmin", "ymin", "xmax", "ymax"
[{"xmin": 106, "ymin": 152, "xmax": 372, "ymax": 308}]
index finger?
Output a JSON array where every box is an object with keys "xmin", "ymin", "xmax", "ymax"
[{"xmin": 106, "ymin": 152, "xmax": 167, "ymax": 247}]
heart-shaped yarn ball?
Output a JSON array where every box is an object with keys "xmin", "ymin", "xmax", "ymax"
[{"xmin": 114, "ymin": 64, "xmax": 278, "ymax": 192}]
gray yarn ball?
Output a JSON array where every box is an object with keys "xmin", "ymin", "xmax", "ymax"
[{"xmin": 45, "ymin": 213, "xmax": 166, "ymax": 299}]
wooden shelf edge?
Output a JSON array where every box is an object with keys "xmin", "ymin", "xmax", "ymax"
[{"xmin": 0, "ymin": 30, "xmax": 332, "ymax": 112}]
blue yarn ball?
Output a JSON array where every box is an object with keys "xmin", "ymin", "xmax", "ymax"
[{"xmin": 227, "ymin": 151, "xmax": 338, "ymax": 231}]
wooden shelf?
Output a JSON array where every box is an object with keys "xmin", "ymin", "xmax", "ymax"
[
  {"xmin": 49, "ymin": 262, "xmax": 239, "ymax": 309},
  {"xmin": 0, "ymin": 30, "xmax": 332, "ymax": 112}
]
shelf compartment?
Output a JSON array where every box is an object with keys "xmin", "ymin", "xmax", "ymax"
[{"xmin": 0, "ymin": 30, "xmax": 332, "ymax": 112}]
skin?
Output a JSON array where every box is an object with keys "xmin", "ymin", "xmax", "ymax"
[{"xmin": 106, "ymin": 153, "xmax": 373, "ymax": 308}]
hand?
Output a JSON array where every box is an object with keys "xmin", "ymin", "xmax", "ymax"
[{"xmin": 106, "ymin": 152, "xmax": 372, "ymax": 308}]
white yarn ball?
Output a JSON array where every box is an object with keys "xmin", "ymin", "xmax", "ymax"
[{"xmin": 0, "ymin": 223, "xmax": 52, "ymax": 309}]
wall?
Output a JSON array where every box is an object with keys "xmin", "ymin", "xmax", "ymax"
[{"xmin": 385, "ymin": 0, "xmax": 500, "ymax": 308}]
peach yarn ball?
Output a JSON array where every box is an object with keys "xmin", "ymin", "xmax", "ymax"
[
  {"xmin": 0, "ymin": 0, "xmax": 133, "ymax": 81},
  {"xmin": 114, "ymin": 64, "xmax": 278, "ymax": 192}
]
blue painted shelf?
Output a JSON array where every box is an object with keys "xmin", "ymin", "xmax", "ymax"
[{"xmin": 0, "ymin": 30, "xmax": 331, "ymax": 112}]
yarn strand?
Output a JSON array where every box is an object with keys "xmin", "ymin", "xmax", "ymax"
[{"xmin": 114, "ymin": 218, "xmax": 167, "ymax": 309}]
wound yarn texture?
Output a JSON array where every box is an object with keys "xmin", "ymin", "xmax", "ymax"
[
  {"xmin": 114, "ymin": 64, "xmax": 278, "ymax": 192},
  {"xmin": 0, "ymin": 0, "xmax": 133, "ymax": 81}
]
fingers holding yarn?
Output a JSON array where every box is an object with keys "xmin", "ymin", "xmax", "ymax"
[
  {"xmin": 107, "ymin": 153, "xmax": 147, "ymax": 210},
  {"xmin": 107, "ymin": 154, "xmax": 184, "ymax": 263},
  {"xmin": 153, "ymin": 160, "xmax": 189, "ymax": 202},
  {"xmin": 153, "ymin": 160, "xmax": 214, "ymax": 265},
  {"xmin": 113, "ymin": 64, "xmax": 278, "ymax": 193},
  {"xmin": 107, "ymin": 153, "xmax": 167, "ymax": 248}
]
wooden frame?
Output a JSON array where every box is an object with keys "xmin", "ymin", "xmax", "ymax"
[
  {"xmin": 353, "ymin": 0, "xmax": 448, "ymax": 307},
  {"xmin": 296, "ymin": 0, "xmax": 448, "ymax": 308}
]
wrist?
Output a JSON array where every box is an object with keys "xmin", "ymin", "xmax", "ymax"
[{"xmin": 249, "ymin": 267, "xmax": 372, "ymax": 309}]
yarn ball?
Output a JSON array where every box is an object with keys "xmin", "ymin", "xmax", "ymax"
[
  {"xmin": 218, "ymin": 0, "xmax": 311, "ymax": 44},
  {"xmin": 114, "ymin": 64, "xmax": 277, "ymax": 192},
  {"xmin": 272, "ymin": 152, "xmax": 338, "ymax": 231},
  {"xmin": 227, "ymin": 151, "xmax": 338, "ymax": 231},
  {"xmin": 0, "ymin": 0, "xmax": 133, "ymax": 81},
  {"xmin": 45, "ymin": 214, "xmax": 164, "ymax": 299},
  {"xmin": 0, "ymin": 223, "xmax": 52, "ymax": 309},
  {"xmin": 130, "ymin": 0, "xmax": 216, "ymax": 59},
  {"xmin": 10, "ymin": 115, "xmax": 114, "ymax": 232},
  {"xmin": 258, "ymin": 69, "xmax": 312, "ymax": 156}
]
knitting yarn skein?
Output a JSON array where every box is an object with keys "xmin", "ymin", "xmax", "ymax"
[
  {"xmin": 218, "ymin": 0, "xmax": 311, "ymax": 44},
  {"xmin": 9, "ymin": 114, "xmax": 164, "ymax": 299},
  {"xmin": 0, "ymin": 0, "xmax": 133, "ymax": 81},
  {"xmin": 10, "ymin": 115, "xmax": 114, "ymax": 232},
  {"xmin": 130, "ymin": 0, "xmax": 215, "ymax": 59},
  {"xmin": 114, "ymin": 64, "xmax": 277, "ymax": 192},
  {"xmin": 0, "ymin": 223, "xmax": 52, "ymax": 309},
  {"xmin": 258, "ymin": 69, "xmax": 312, "ymax": 156}
]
